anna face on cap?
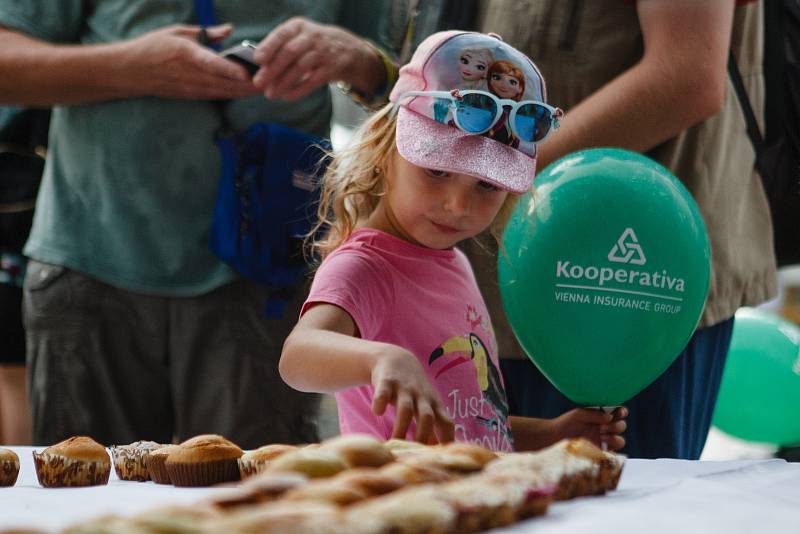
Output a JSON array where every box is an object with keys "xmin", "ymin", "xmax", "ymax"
[
  {"xmin": 488, "ymin": 60, "xmax": 526, "ymax": 101},
  {"xmin": 367, "ymin": 150, "xmax": 508, "ymax": 250}
]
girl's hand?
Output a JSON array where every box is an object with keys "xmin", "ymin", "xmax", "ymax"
[
  {"xmin": 552, "ymin": 407, "xmax": 628, "ymax": 451},
  {"xmin": 370, "ymin": 347, "xmax": 455, "ymax": 444},
  {"xmin": 122, "ymin": 24, "xmax": 258, "ymax": 100}
]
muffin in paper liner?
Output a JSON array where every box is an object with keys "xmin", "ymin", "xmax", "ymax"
[
  {"xmin": 111, "ymin": 440, "xmax": 163, "ymax": 482},
  {"xmin": 147, "ymin": 445, "xmax": 180, "ymax": 485},
  {"xmin": 167, "ymin": 457, "xmax": 241, "ymax": 487},
  {"xmin": 1, "ymin": 447, "xmax": 20, "ymax": 486},
  {"xmin": 32, "ymin": 436, "xmax": 111, "ymax": 488},
  {"xmin": 164, "ymin": 434, "xmax": 243, "ymax": 487}
]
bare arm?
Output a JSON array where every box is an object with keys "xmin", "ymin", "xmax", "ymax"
[
  {"xmin": 281, "ymin": 303, "xmax": 454, "ymax": 443},
  {"xmin": 511, "ymin": 407, "xmax": 627, "ymax": 452},
  {"xmin": 0, "ymin": 24, "xmax": 257, "ymax": 106},
  {"xmin": 537, "ymin": 0, "xmax": 735, "ymax": 169}
]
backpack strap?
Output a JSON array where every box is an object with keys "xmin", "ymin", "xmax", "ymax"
[
  {"xmin": 193, "ymin": 0, "xmax": 218, "ymax": 28},
  {"xmin": 727, "ymin": 53, "xmax": 765, "ymax": 156}
]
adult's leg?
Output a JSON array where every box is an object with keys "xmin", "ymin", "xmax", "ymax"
[
  {"xmin": 499, "ymin": 319, "xmax": 735, "ymax": 459},
  {"xmin": 170, "ymin": 279, "xmax": 321, "ymax": 449},
  {"xmin": 0, "ymin": 365, "xmax": 30, "ymax": 444},
  {"xmin": 24, "ymin": 261, "xmax": 173, "ymax": 445},
  {"xmin": 0, "ymin": 282, "xmax": 31, "ymax": 444}
]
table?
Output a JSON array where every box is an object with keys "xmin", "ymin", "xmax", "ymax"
[{"xmin": 2, "ymin": 447, "xmax": 799, "ymax": 533}]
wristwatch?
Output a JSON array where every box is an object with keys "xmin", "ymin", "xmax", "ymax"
[{"xmin": 337, "ymin": 41, "xmax": 399, "ymax": 110}]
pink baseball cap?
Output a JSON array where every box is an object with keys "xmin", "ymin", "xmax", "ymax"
[{"xmin": 390, "ymin": 31, "xmax": 551, "ymax": 194}]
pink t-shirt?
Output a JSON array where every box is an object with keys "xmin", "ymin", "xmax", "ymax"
[{"xmin": 303, "ymin": 228, "xmax": 514, "ymax": 452}]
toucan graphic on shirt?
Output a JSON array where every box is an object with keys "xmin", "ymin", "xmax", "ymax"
[{"xmin": 428, "ymin": 333, "xmax": 510, "ymax": 424}]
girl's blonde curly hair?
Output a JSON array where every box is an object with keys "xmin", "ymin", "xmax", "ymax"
[{"xmin": 307, "ymin": 104, "xmax": 520, "ymax": 261}]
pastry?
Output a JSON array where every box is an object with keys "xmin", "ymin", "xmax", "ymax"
[
  {"xmin": 147, "ymin": 444, "xmax": 180, "ymax": 485},
  {"xmin": 318, "ymin": 434, "xmax": 395, "ymax": 468},
  {"xmin": 265, "ymin": 449, "xmax": 348, "ymax": 479},
  {"xmin": 0, "ymin": 447, "xmax": 20, "ymax": 486},
  {"xmin": 238, "ymin": 444, "xmax": 297, "ymax": 478},
  {"xmin": 165, "ymin": 434, "xmax": 243, "ymax": 487},
  {"xmin": 110, "ymin": 440, "xmax": 162, "ymax": 481},
  {"xmin": 32, "ymin": 436, "xmax": 111, "ymax": 487}
]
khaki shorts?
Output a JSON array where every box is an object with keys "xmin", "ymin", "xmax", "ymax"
[{"xmin": 23, "ymin": 260, "xmax": 319, "ymax": 448}]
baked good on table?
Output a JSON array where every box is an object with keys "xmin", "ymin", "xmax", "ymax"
[
  {"xmin": 397, "ymin": 448, "xmax": 483, "ymax": 474},
  {"xmin": 284, "ymin": 477, "xmax": 369, "ymax": 506},
  {"xmin": 238, "ymin": 443, "xmax": 297, "ymax": 478},
  {"xmin": 206, "ymin": 500, "xmax": 344, "ymax": 534},
  {"xmin": 331, "ymin": 468, "xmax": 406, "ymax": 497},
  {"xmin": 318, "ymin": 434, "xmax": 395, "ymax": 468},
  {"xmin": 110, "ymin": 440, "xmax": 163, "ymax": 481},
  {"xmin": 379, "ymin": 459, "xmax": 453, "ymax": 485},
  {"xmin": 484, "ymin": 437, "xmax": 625, "ymax": 500},
  {"xmin": 63, "ymin": 505, "xmax": 221, "ymax": 533},
  {"xmin": 265, "ymin": 448, "xmax": 348, "ymax": 479},
  {"xmin": 209, "ymin": 472, "xmax": 309, "ymax": 510},
  {"xmin": 32, "ymin": 436, "xmax": 111, "ymax": 487},
  {"xmin": 165, "ymin": 434, "xmax": 243, "ymax": 487},
  {"xmin": 345, "ymin": 485, "xmax": 458, "ymax": 534},
  {"xmin": 0, "ymin": 447, "xmax": 20, "ymax": 486},
  {"xmin": 146, "ymin": 444, "xmax": 180, "ymax": 485}
]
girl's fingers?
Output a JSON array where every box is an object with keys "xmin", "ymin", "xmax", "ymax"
[
  {"xmin": 606, "ymin": 419, "xmax": 627, "ymax": 434},
  {"xmin": 371, "ymin": 381, "xmax": 394, "ymax": 416},
  {"xmin": 414, "ymin": 400, "xmax": 435, "ymax": 443},
  {"xmin": 434, "ymin": 404, "xmax": 455, "ymax": 443},
  {"xmin": 391, "ymin": 391, "xmax": 415, "ymax": 439},
  {"xmin": 602, "ymin": 434, "xmax": 626, "ymax": 451}
]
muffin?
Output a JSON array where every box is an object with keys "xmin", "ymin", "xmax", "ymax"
[
  {"xmin": 165, "ymin": 434, "xmax": 243, "ymax": 487},
  {"xmin": 0, "ymin": 447, "xmax": 20, "ymax": 486},
  {"xmin": 147, "ymin": 445, "xmax": 180, "ymax": 485},
  {"xmin": 318, "ymin": 434, "xmax": 395, "ymax": 468},
  {"xmin": 238, "ymin": 444, "xmax": 298, "ymax": 478},
  {"xmin": 111, "ymin": 440, "xmax": 163, "ymax": 481},
  {"xmin": 32, "ymin": 436, "xmax": 111, "ymax": 487}
]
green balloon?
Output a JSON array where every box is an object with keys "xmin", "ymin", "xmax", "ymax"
[
  {"xmin": 499, "ymin": 148, "xmax": 710, "ymax": 406},
  {"xmin": 712, "ymin": 308, "xmax": 800, "ymax": 446}
]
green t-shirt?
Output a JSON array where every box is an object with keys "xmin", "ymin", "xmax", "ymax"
[{"xmin": 0, "ymin": 0, "xmax": 387, "ymax": 296}]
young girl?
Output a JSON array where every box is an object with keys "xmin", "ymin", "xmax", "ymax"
[{"xmin": 280, "ymin": 31, "xmax": 626, "ymax": 452}]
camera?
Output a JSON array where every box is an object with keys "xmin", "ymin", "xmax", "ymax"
[{"xmin": 219, "ymin": 40, "xmax": 259, "ymax": 76}]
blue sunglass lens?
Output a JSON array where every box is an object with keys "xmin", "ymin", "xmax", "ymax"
[
  {"xmin": 455, "ymin": 93, "xmax": 498, "ymax": 133},
  {"xmin": 515, "ymin": 103, "xmax": 552, "ymax": 142}
]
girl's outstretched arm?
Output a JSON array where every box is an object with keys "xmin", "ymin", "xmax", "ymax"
[
  {"xmin": 510, "ymin": 407, "xmax": 627, "ymax": 452},
  {"xmin": 280, "ymin": 303, "xmax": 455, "ymax": 443}
]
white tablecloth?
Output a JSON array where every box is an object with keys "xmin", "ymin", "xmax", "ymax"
[{"xmin": 2, "ymin": 447, "xmax": 799, "ymax": 533}]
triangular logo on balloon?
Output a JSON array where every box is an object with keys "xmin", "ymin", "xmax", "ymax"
[{"xmin": 607, "ymin": 227, "xmax": 646, "ymax": 265}]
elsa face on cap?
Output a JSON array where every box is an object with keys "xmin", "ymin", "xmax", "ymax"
[{"xmin": 458, "ymin": 48, "xmax": 494, "ymax": 82}]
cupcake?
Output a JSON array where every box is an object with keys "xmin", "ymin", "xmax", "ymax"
[
  {"xmin": 147, "ymin": 445, "xmax": 180, "ymax": 485},
  {"xmin": 165, "ymin": 434, "xmax": 243, "ymax": 487},
  {"xmin": 238, "ymin": 444, "xmax": 298, "ymax": 479},
  {"xmin": 109, "ymin": 440, "xmax": 163, "ymax": 482},
  {"xmin": 0, "ymin": 447, "xmax": 20, "ymax": 486},
  {"xmin": 32, "ymin": 436, "xmax": 111, "ymax": 487}
]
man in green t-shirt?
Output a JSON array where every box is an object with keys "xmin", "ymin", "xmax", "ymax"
[{"xmin": 0, "ymin": 2, "xmax": 391, "ymax": 448}]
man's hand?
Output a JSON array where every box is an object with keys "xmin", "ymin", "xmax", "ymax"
[
  {"xmin": 370, "ymin": 346, "xmax": 455, "ymax": 445},
  {"xmin": 252, "ymin": 17, "xmax": 385, "ymax": 102},
  {"xmin": 122, "ymin": 24, "xmax": 258, "ymax": 100},
  {"xmin": 551, "ymin": 407, "xmax": 628, "ymax": 451}
]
